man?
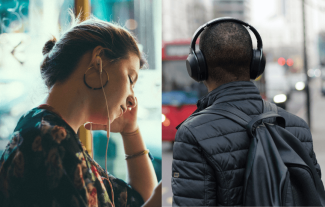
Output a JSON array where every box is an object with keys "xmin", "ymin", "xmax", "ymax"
[{"xmin": 171, "ymin": 20, "xmax": 321, "ymax": 206}]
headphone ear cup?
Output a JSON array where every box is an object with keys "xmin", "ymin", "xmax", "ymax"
[
  {"xmin": 250, "ymin": 49, "xmax": 264, "ymax": 80},
  {"xmin": 258, "ymin": 52, "xmax": 266, "ymax": 77},
  {"xmin": 196, "ymin": 50, "xmax": 208, "ymax": 81},
  {"xmin": 186, "ymin": 53, "xmax": 200, "ymax": 82}
]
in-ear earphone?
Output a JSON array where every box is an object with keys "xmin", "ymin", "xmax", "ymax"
[{"xmin": 97, "ymin": 55, "xmax": 103, "ymax": 74}]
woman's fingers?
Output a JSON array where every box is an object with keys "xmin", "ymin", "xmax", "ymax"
[{"xmin": 84, "ymin": 123, "xmax": 107, "ymax": 131}]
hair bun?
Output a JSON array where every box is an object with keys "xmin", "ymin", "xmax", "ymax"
[{"xmin": 42, "ymin": 37, "xmax": 57, "ymax": 55}]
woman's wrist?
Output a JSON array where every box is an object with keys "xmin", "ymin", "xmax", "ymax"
[{"xmin": 120, "ymin": 126, "xmax": 140, "ymax": 137}]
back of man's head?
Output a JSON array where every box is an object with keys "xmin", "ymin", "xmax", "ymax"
[{"xmin": 199, "ymin": 22, "xmax": 252, "ymax": 84}]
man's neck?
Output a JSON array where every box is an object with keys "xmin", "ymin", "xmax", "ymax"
[{"xmin": 204, "ymin": 77, "xmax": 250, "ymax": 92}]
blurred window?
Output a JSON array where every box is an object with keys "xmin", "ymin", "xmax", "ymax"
[{"xmin": 0, "ymin": 0, "xmax": 74, "ymax": 153}]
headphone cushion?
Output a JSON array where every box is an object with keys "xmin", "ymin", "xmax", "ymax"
[
  {"xmin": 259, "ymin": 52, "xmax": 266, "ymax": 77},
  {"xmin": 250, "ymin": 49, "xmax": 261, "ymax": 79},
  {"xmin": 186, "ymin": 53, "xmax": 200, "ymax": 82},
  {"xmin": 196, "ymin": 50, "xmax": 208, "ymax": 81}
]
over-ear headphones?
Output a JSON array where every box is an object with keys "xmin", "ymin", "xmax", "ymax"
[{"xmin": 186, "ymin": 17, "xmax": 266, "ymax": 82}]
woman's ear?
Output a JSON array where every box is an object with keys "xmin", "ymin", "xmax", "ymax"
[
  {"xmin": 84, "ymin": 46, "xmax": 107, "ymax": 89},
  {"xmin": 90, "ymin": 46, "xmax": 104, "ymax": 71}
]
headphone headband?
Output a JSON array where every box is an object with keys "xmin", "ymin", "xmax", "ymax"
[{"xmin": 190, "ymin": 17, "xmax": 263, "ymax": 53}]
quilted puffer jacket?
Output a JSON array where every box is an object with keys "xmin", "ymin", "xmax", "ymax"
[{"xmin": 171, "ymin": 81, "xmax": 321, "ymax": 206}]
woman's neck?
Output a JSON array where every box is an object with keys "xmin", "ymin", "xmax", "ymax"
[{"xmin": 43, "ymin": 82, "xmax": 89, "ymax": 133}]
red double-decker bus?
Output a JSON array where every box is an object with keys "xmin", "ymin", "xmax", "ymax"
[{"xmin": 162, "ymin": 40, "xmax": 208, "ymax": 141}]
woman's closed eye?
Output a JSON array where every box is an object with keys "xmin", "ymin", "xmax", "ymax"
[{"xmin": 128, "ymin": 76, "xmax": 134, "ymax": 86}]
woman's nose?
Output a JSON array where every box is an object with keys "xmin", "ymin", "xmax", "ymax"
[{"xmin": 126, "ymin": 95, "xmax": 136, "ymax": 109}]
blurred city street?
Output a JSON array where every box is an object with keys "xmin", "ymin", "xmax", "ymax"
[{"xmin": 162, "ymin": 77, "xmax": 325, "ymax": 206}]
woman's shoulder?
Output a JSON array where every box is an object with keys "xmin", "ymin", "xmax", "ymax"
[
  {"xmin": 0, "ymin": 107, "xmax": 87, "ymax": 206},
  {"xmin": 15, "ymin": 106, "xmax": 72, "ymax": 135},
  {"xmin": 0, "ymin": 107, "xmax": 77, "ymax": 166}
]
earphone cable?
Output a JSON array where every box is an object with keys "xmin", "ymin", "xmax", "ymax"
[{"xmin": 99, "ymin": 64, "xmax": 110, "ymax": 174}]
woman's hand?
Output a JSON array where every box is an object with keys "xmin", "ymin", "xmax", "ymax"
[
  {"xmin": 110, "ymin": 98, "xmax": 139, "ymax": 134},
  {"xmin": 84, "ymin": 97, "xmax": 139, "ymax": 134}
]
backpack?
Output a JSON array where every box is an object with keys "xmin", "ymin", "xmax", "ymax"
[{"xmin": 200, "ymin": 100, "xmax": 325, "ymax": 206}]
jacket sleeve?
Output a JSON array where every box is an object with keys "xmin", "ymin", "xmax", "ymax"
[{"xmin": 172, "ymin": 125, "xmax": 217, "ymax": 206}]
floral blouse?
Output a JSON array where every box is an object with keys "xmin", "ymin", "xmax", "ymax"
[{"xmin": 0, "ymin": 105, "xmax": 144, "ymax": 207}]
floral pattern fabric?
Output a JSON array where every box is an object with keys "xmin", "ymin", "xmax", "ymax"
[{"xmin": 0, "ymin": 106, "xmax": 144, "ymax": 207}]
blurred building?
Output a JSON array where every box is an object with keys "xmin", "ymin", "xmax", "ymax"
[
  {"xmin": 252, "ymin": 0, "xmax": 325, "ymax": 71},
  {"xmin": 212, "ymin": 0, "xmax": 251, "ymax": 22},
  {"xmin": 163, "ymin": 0, "xmax": 212, "ymax": 42},
  {"xmin": 162, "ymin": 0, "xmax": 251, "ymax": 42}
]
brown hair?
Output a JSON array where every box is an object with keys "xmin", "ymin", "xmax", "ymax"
[{"xmin": 41, "ymin": 15, "xmax": 146, "ymax": 88}]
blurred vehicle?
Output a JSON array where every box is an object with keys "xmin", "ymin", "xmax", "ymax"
[
  {"xmin": 264, "ymin": 62, "xmax": 291, "ymax": 109},
  {"xmin": 162, "ymin": 40, "xmax": 208, "ymax": 142},
  {"xmin": 288, "ymin": 72, "xmax": 307, "ymax": 92}
]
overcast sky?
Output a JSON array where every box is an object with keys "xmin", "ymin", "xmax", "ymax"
[{"xmin": 250, "ymin": 0, "xmax": 277, "ymax": 24}]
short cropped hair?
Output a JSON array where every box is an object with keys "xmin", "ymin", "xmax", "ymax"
[{"xmin": 199, "ymin": 22, "xmax": 252, "ymax": 83}]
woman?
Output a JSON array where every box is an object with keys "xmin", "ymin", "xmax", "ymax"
[{"xmin": 0, "ymin": 15, "xmax": 157, "ymax": 207}]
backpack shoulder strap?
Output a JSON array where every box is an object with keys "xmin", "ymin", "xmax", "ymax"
[
  {"xmin": 197, "ymin": 104, "xmax": 251, "ymax": 128},
  {"xmin": 196, "ymin": 102, "xmax": 285, "ymax": 138}
]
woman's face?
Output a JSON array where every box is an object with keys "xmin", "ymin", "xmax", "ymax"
[{"xmin": 89, "ymin": 53, "xmax": 140, "ymax": 125}]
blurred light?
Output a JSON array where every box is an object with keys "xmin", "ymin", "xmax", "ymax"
[
  {"xmin": 295, "ymin": 81, "xmax": 305, "ymax": 91},
  {"xmin": 315, "ymin": 69, "xmax": 321, "ymax": 77},
  {"xmin": 273, "ymin": 94, "xmax": 287, "ymax": 103},
  {"xmin": 278, "ymin": 57, "xmax": 286, "ymax": 66},
  {"xmin": 125, "ymin": 19, "xmax": 138, "ymax": 30},
  {"xmin": 163, "ymin": 118, "xmax": 170, "ymax": 127},
  {"xmin": 286, "ymin": 58, "xmax": 294, "ymax": 66},
  {"xmin": 162, "ymin": 114, "xmax": 166, "ymax": 122},
  {"xmin": 308, "ymin": 69, "xmax": 314, "ymax": 77}
]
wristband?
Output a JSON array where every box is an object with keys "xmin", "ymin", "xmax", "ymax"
[
  {"xmin": 121, "ymin": 128, "xmax": 140, "ymax": 136},
  {"xmin": 125, "ymin": 149, "xmax": 154, "ymax": 161}
]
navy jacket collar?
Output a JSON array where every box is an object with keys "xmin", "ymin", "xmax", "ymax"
[{"xmin": 176, "ymin": 81, "xmax": 261, "ymax": 129}]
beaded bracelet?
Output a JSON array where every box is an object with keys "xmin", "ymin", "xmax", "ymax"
[{"xmin": 125, "ymin": 149, "xmax": 154, "ymax": 161}]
